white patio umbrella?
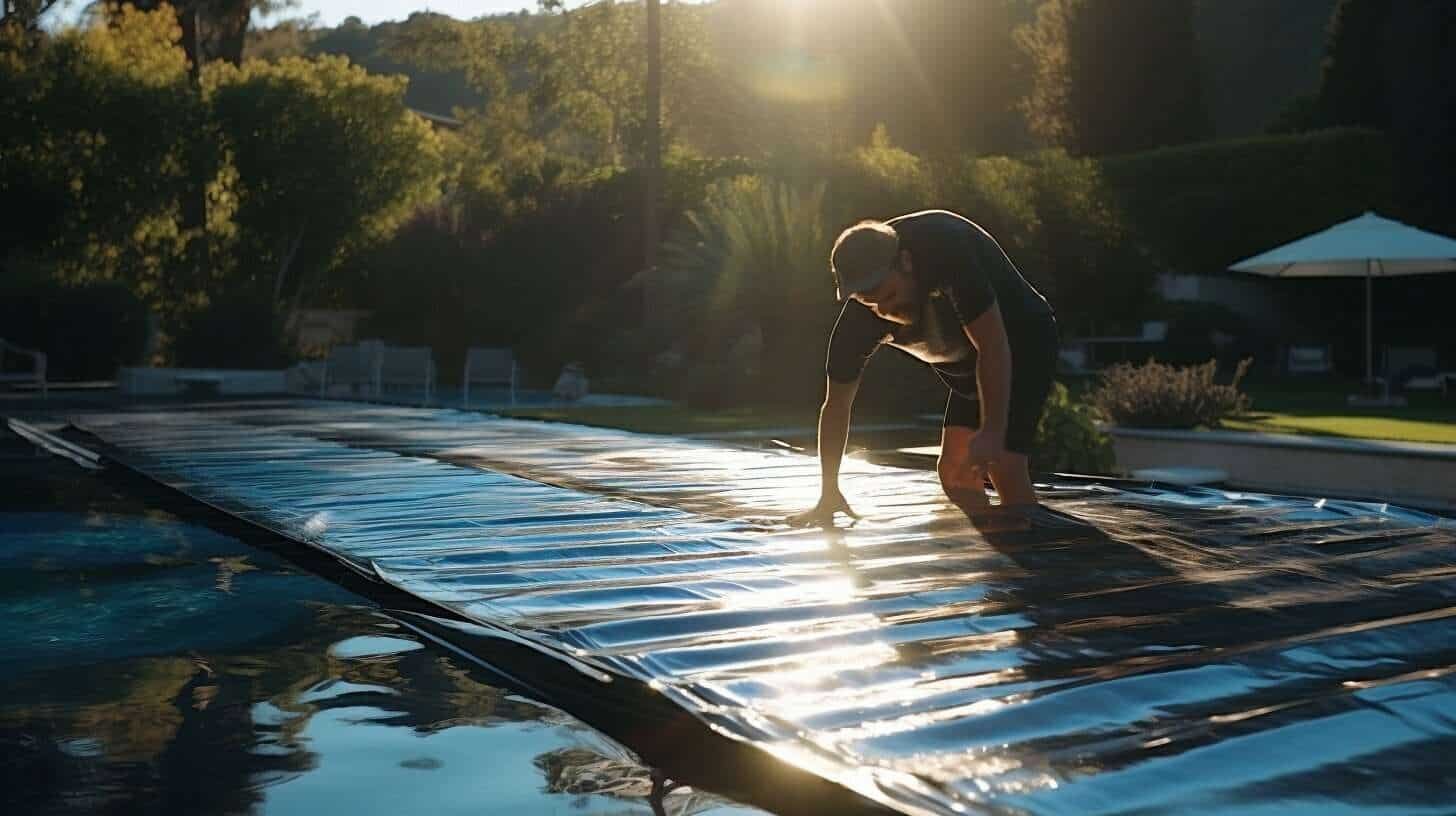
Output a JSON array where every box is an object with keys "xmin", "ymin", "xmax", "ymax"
[{"xmin": 1229, "ymin": 211, "xmax": 1456, "ymax": 384}]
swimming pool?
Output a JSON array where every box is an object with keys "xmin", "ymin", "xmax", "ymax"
[
  {"xmin": 62, "ymin": 401, "xmax": 1456, "ymax": 816},
  {"xmin": 0, "ymin": 446, "xmax": 762, "ymax": 816}
]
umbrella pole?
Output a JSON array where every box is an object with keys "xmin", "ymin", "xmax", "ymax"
[{"xmin": 1365, "ymin": 260, "xmax": 1373, "ymax": 386}]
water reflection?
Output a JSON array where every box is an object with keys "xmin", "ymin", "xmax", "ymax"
[{"xmin": 0, "ymin": 506, "xmax": 759, "ymax": 816}]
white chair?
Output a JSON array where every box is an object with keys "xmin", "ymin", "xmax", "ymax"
[
  {"xmin": 378, "ymin": 345, "xmax": 436, "ymax": 405},
  {"xmin": 322, "ymin": 341, "xmax": 382, "ymax": 398},
  {"xmin": 0, "ymin": 339, "xmax": 47, "ymax": 398},
  {"xmin": 1384, "ymin": 346, "xmax": 1440, "ymax": 391},
  {"xmin": 463, "ymin": 347, "xmax": 517, "ymax": 407}
]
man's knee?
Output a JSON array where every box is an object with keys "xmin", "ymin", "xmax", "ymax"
[
  {"xmin": 938, "ymin": 457, "xmax": 982, "ymax": 491},
  {"xmin": 938, "ymin": 425, "xmax": 978, "ymax": 490},
  {"xmin": 936, "ymin": 457, "xmax": 956, "ymax": 488}
]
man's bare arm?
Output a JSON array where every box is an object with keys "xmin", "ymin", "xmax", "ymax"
[
  {"xmin": 787, "ymin": 377, "xmax": 861, "ymax": 525},
  {"xmin": 964, "ymin": 302, "xmax": 1012, "ymax": 444},
  {"xmin": 818, "ymin": 377, "xmax": 859, "ymax": 491}
]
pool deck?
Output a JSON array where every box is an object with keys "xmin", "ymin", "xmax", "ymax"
[{"xmin": 10, "ymin": 398, "xmax": 1456, "ymax": 816}]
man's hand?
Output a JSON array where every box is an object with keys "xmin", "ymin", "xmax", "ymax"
[
  {"xmin": 966, "ymin": 428, "xmax": 1006, "ymax": 469},
  {"xmin": 787, "ymin": 489, "xmax": 861, "ymax": 527}
]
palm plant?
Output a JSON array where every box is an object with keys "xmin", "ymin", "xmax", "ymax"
[{"xmin": 657, "ymin": 175, "xmax": 831, "ymax": 402}]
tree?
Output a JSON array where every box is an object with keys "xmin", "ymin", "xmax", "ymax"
[
  {"xmin": 1195, "ymin": 0, "xmax": 1335, "ymax": 138},
  {"xmin": 1381, "ymin": 2, "xmax": 1456, "ymax": 232},
  {"xmin": 0, "ymin": 4, "xmax": 205, "ymax": 317},
  {"xmin": 1301, "ymin": 1, "xmax": 1456, "ymax": 231},
  {"xmin": 1017, "ymin": 0, "xmax": 1210, "ymax": 156},
  {"xmin": 243, "ymin": 16, "xmax": 315, "ymax": 61},
  {"xmin": 1, "ymin": 0, "xmax": 62, "ymax": 34},
  {"xmin": 643, "ymin": 0, "xmax": 661, "ymax": 325},
  {"xmin": 1016, "ymin": 0, "xmax": 1075, "ymax": 149},
  {"xmin": 303, "ymin": 13, "xmax": 481, "ymax": 115},
  {"xmin": 389, "ymin": 2, "xmax": 712, "ymax": 173},
  {"xmin": 206, "ymin": 55, "xmax": 445, "ymax": 309},
  {"xmin": 129, "ymin": 0, "xmax": 295, "ymax": 68},
  {"xmin": 1313, "ymin": 0, "xmax": 1390, "ymax": 130},
  {"xmin": 529, "ymin": 0, "xmax": 712, "ymax": 169}
]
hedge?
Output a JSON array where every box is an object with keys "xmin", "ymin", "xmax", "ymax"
[{"xmin": 1100, "ymin": 127, "xmax": 1397, "ymax": 275}]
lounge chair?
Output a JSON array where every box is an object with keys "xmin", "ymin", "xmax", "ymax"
[
  {"xmin": 321, "ymin": 340, "xmax": 383, "ymax": 398},
  {"xmin": 379, "ymin": 345, "xmax": 436, "ymax": 405},
  {"xmin": 0, "ymin": 338, "xmax": 47, "ymax": 398},
  {"xmin": 463, "ymin": 347, "xmax": 517, "ymax": 407},
  {"xmin": 1383, "ymin": 346, "xmax": 1445, "ymax": 391}
]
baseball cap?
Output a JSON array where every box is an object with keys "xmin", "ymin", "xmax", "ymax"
[{"xmin": 830, "ymin": 221, "xmax": 900, "ymax": 302}]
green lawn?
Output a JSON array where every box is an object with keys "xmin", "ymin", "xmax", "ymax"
[
  {"xmin": 1220, "ymin": 414, "xmax": 1456, "ymax": 444},
  {"xmin": 1222, "ymin": 380, "xmax": 1456, "ymax": 444}
]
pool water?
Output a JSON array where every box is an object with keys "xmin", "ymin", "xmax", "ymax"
[{"xmin": 0, "ymin": 450, "xmax": 762, "ymax": 816}]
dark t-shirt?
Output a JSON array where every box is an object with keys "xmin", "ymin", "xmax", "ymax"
[{"xmin": 825, "ymin": 210, "xmax": 1054, "ymax": 386}]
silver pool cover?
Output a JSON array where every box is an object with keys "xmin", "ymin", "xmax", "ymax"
[{"xmin": 67, "ymin": 402, "xmax": 1456, "ymax": 815}]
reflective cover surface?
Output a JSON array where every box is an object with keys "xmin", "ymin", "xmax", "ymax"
[{"xmin": 70, "ymin": 402, "xmax": 1456, "ymax": 815}]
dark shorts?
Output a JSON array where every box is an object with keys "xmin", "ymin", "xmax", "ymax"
[{"xmin": 936, "ymin": 317, "xmax": 1058, "ymax": 455}]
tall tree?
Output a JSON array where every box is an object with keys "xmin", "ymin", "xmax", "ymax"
[
  {"xmin": 207, "ymin": 55, "xmax": 445, "ymax": 308},
  {"xmin": 532, "ymin": 0, "xmax": 710, "ymax": 168},
  {"xmin": 1016, "ymin": 0, "xmax": 1075, "ymax": 149},
  {"xmin": 0, "ymin": 4, "xmax": 203, "ymax": 316},
  {"xmin": 129, "ymin": 0, "xmax": 292, "ymax": 68},
  {"xmin": 1301, "ymin": 1, "xmax": 1456, "ymax": 230},
  {"xmin": 1017, "ymin": 0, "xmax": 1210, "ymax": 156},
  {"xmin": 1194, "ymin": 0, "xmax": 1335, "ymax": 138},
  {"xmin": 1376, "ymin": 1, "xmax": 1456, "ymax": 232},
  {"xmin": 1, "ymin": 0, "xmax": 61, "ymax": 33},
  {"xmin": 643, "ymin": 0, "xmax": 661, "ymax": 321},
  {"xmin": 1312, "ymin": 0, "xmax": 1390, "ymax": 130}
]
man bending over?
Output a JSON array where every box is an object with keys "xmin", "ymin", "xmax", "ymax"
[{"xmin": 790, "ymin": 210, "xmax": 1059, "ymax": 527}]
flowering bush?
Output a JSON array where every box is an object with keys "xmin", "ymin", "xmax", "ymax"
[{"xmin": 1089, "ymin": 358, "xmax": 1252, "ymax": 429}]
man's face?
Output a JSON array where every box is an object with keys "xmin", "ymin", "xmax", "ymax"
[{"xmin": 851, "ymin": 254, "xmax": 916, "ymax": 324}]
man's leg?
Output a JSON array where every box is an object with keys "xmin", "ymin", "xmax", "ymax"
[
  {"xmin": 938, "ymin": 424, "xmax": 990, "ymax": 514},
  {"xmin": 986, "ymin": 317, "xmax": 1058, "ymax": 509},
  {"xmin": 987, "ymin": 452, "xmax": 1037, "ymax": 506}
]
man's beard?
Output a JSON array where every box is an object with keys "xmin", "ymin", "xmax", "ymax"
[
  {"xmin": 880, "ymin": 274, "xmax": 922, "ymax": 324},
  {"xmin": 875, "ymin": 301, "xmax": 917, "ymax": 324}
]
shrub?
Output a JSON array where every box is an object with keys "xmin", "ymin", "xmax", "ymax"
[
  {"xmin": 0, "ymin": 275, "xmax": 150, "ymax": 380},
  {"xmin": 1100, "ymin": 128, "xmax": 1396, "ymax": 274},
  {"xmin": 657, "ymin": 175, "xmax": 833, "ymax": 405},
  {"xmin": 1033, "ymin": 382, "xmax": 1115, "ymax": 474},
  {"xmin": 1089, "ymin": 358, "xmax": 1252, "ymax": 429},
  {"xmin": 833, "ymin": 124, "xmax": 936, "ymax": 221}
]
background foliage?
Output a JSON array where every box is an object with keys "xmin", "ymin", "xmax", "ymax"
[{"xmin": 3, "ymin": 0, "xmax": 1451, "ymax": 401}]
